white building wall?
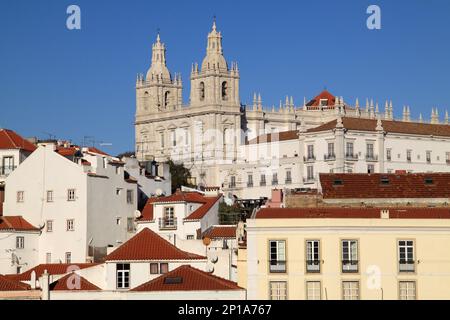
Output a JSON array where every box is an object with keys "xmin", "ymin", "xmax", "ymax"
[{"xmin": 0, "ymin": 231, "xmax": 39, "ymax": 274}]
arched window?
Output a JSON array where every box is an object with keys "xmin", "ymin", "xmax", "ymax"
[
  {"xmin": 199, "ymin": 82, "xmax": 205, "ymax": 101},
  {"xmin": 164, "ymin": 91, "xmax": 170, "ymax": 108},
  {"xmin": 221, "ymin": 81, "xmax": 228, "ymax": 100}
]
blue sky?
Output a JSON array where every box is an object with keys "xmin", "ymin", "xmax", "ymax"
[{"xmin": 0, "ymin": 0, "xmax": 449, "ymax": 155}]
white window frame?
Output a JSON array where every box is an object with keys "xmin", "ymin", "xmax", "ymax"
[
  {"xmin": 306, "ymin": 240, "xmax": 320, "ymax": 272},
  {"xmin": 67, "ymin": 189, "xmax": 76, "ymax": 201},
  {"xmin": 399, "ymin": 281, "xmax": 416, "ymax": 300},
  {"xmin": 269, "ymin": 240, "xmax": 286, "ymax": 273},
  {"xmin": 116, "ymin": 263, "xmax": 130, "ymax": 289},
  {"xmin": 306, "ymin": 281, "xmax": 321, "ymax": 300},
  {"xmin": 16, "ymin": 236, "xmax": 24, "ymax": 249},
  {"xmin": 46, "ymin": 220, "xmax": 53, "ymax": 232},
  {"xmin": 342, "ymin": 240, "xmax": 359, "ymax": 273},
  {"xmin": 66, "ymin": 219, "xmax": 75, "ymax": 231},
  {"xmin": 269, "ymin": 281, "xmax": 287, "ymax": 300},
  {"xmin": 342, "ymin": 281, "xmax": 360, "ymax": 300},
  {"xmin": 16, "ymin": 191, "xmax": 24, "ymax": 203},
  {"xmin": 46, "ymin": 190, "xmax": 53, "ymax": 202},
  {"xmin": 65, "ymin": 252, "xmax": 72, "ymax": 264}
]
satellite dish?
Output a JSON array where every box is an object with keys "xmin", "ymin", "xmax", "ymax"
[
  {"xmin": 202, "ymin": 237, "xmax": 211, "ymax": 246},
  {"xmin": 206, "ymin": 265, "xmax": 215, "ymax": 273},
  {"xmin": 210, "ymin": 255, "xmax": 218, "ymax": 264},
  {"xmin": 134, "ymin": 210, "xmax": 142, "ymax": 219}
]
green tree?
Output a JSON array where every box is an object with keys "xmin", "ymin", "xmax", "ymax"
[{"xmin": 167, "ymin": 160, "xmax": 195, "ymax": 193}]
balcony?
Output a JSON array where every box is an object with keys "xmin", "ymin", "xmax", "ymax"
[
  {"xmin": 399, "ymin": 260, "xmax": 415, "ymax": 272},
  {"xmin": 228, "ymin": 183, "xmax": 236, "ymax": 189},
  {"xmin": 306, "ymin": 260, "xmax": 320, "ymax": 273},
  {"xmin": 158, "ymin": 218, "xmax": 177, "ymax": 230},
  {"xmin": 303, "ymin": 155, "xmax": 316, "ymax": 163},
  {"xmin": 345, "ymin": 153, "xmax": 358, "ymax": 161},
  {"xmin": 0, "ymin": 166, "xmax": 16, "ymax": 177},
  {"xmin": 247, "ymin": 182, "xmax": 254, "ymax": 187},
  {"xmin": 324, "ymin": 153, "xmax": 336, "ymax": 161},
  {"xmin": 271, "ymin": 179, "xmax": 278, "ymax": 186},
  {"xmin": 342, "ymin": 260, "xmax": 359, "ymax": 273},
  {"xmin": 303, "ymin": 177, "xmax": 316, "ymax": 184},
  {"xmin": 285, "ymin": 179, "xmax": 292, "ymax": 185},
  {"xmin": 260, "ymin": 181, "xmax": 266, "ymax": 186},
  {"xmin": 269, "ymin": 260, "xmax": 286, "ymax": 273},
  {"xmin": 365, "ymin": 154, "xmax": 378, "ymax": 162},
  {"xmin": 447, "ymin": 159, "xmax": 450, "ymax": 165}
]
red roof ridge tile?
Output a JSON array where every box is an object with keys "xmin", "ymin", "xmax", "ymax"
[{"xmin": 50, "ymin": 272, "xmax": 101, "ymax": 291}]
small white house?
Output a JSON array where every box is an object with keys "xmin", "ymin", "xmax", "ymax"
[{"xmin": 2, "ymin": 143, "xmax": 138, "ymax": 266}]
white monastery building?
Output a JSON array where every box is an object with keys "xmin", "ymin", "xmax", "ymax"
[{"xmin": 134, "ymin": 22, "xmax": 450, "ymax": 199}]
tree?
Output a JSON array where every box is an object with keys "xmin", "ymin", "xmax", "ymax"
[
  {"xmin": 167, "ymin": 160, "xmax": 195, "ymax": 193},
  {"xmin": 116, "ymin": 151, "xmax": 135, "ymax": 159}
]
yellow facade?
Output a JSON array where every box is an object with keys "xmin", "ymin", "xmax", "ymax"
[{"xmin": 238, "ymin": 217, "xmax": 450, "ymax": 300}]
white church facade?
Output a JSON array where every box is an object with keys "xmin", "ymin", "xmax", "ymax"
[{"xmin": 135, "ymin": 21, "xmax": 450, "ymax": 199}]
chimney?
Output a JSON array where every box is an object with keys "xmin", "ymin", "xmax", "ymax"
[{"xmin": 40, "ymin": 270, "xmax": 50, "ymax": 300}]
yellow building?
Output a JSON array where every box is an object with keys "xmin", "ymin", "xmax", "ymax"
[{"xmin": 238, "ymin": 207, "xmax": 450, "ymax": 300}]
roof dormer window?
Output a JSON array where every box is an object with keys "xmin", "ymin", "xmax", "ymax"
[{"xmin": 320, "ymin": 99, "xmax": 328, "ymax": 107}]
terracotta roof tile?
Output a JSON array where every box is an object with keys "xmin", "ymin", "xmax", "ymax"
[
  {"xmin": 0, "ymin": 274, "xmax": 30, "ymax": 291},
  {"xmin": 202, "ymin": 226, "xmax": 237, "ymax": 239},
  {"xmin": 320, "ymin": 173, "xmax": 450, "ymax": 199},
  {"xmin": 0, "ymin": 129, "xmax": 36, "ymax": 152},
  {"xmin": 87, "ymin": 147, "xmax": 110, "ymax": 156},
  {"xmin": 256, "ymin": 207, "xmax": 450, "ymax": 219},
  {"xmin": 50, "ymin": 273, "xmax": 101, "ymax": 291},
  {"xmin": 0, "ymin": 216, "xmax": 39, "ymax": 232},
  {"xmin": 104, "ymin": 228, "xmax": 206, "ymax": 261},
  {"xmin": 307, "ymin": 117, "xmax": 450, "ymax": 137},
  {"xmin": 247, "ymin": 130, "xmax": 298, "ymax": 145},
  {"xmin": 6, "ymin": 263, "xmax": 98, "ymax": 281},
  {"xmin": 306, "ymin": 90, "xmax": 336, "ymax": 107},
  {"xmin": 130, "ymin": 265, "xmax": 242, "ymax": 292}
]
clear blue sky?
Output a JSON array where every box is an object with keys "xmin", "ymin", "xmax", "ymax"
[{"xmin": 1, "ymin": 0, "xmax": 449, "ymax": 155}]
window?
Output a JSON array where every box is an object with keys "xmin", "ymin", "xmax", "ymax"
[
  {"xmin": 306, "ymin": 281, "xmax": 321, "ymax": 300},
  {"xmin": 171, "ymin": 131, "xmax": 176, "ymax": 147},
  {"xmin": 307, "ymin": 145, "xmax": 314, "ymax": 159},
  {"xmin": 260, "ymin": 174, "xmax": 266, "ymax": 186},
  {"xmin": 426, "ymin": 151, "xmax": 431, "ymax": 163},
  {"xmin": 307, "ymin": 166, "xmax": 314, "ymax": 180},
  {"xmin": 66, "ymin": 219, "xmax": 75, "ymax": 231},
  {"xmin": 229, "ymin": 176, "xmax": 236, "ymax": 188},
  {"xmin": 102, "ymin": 157, "xmax": 107, "ymax": 169},
  {"xmin": 221, "ymin": 81, "xmax": 228, "ymax": 100},
  {"xmin": 285, "ymin": 170, "xmax": 292, "ymax": 184},
  {"xmin": 407, "ymin": 150, "xmax": 412, "ymax": 162},
  {"xmin": 342, "ymin": 240, "xmax": 358, "ymax": 273},
  {"xmin": 247, "ymin": 174, "xmax": 253, "ymax": 187},
  {"xmin": 115, "ymin": 166, "xmax": 120, "ymax": 175},
  {"xmin": 16, "ymin": 236, "xmax": 24, "ymax": 249},
  {"xmin": 150, "ymin": 263, "xmax": 159, "ymax": 274},
  {"xmin": 116, "ymin": 263, "xmax": 130, "ymax": 289},
  {"xmin": 269, "ymin": 281, "xmax": 287, "ymax": 300},
  {"xmin": 163, "ymin": 207, "xmax": 175, "ymax": 226},
  {"xmin": 46, "ymin": 220, "xmax": 53, "ymax": 232},
  {"xmin": 187, "ymin": 235, "xmax": 195, "ymax": 240},
  {"xmin": 398, "ymin": 240, "xmax": 415, "ymax": 272},
  {"xmin": 164, "ymin": 91, "xmax": 170, "ymax": 108},
  {"xmin": 46, "ymin": 190, "xmax": 53, "ymax": 202},
  {"xmin": 116, "ymin": 217, "xmax": 121, "ymax": 225},
  {"xmin": 319, "ymin": 99, "xmax": 328, "ymax": 107},
  {"xmin": 367, "ymin": 164, "xmax": 375, "ymax": 174},
  {"xmin": 342, "ymin": 281, "xmax": 360, "ymax": 300},
  {"xmin": 184, "ymin": 128, "xmax": 189, "ymax": 145},
  {"xmin": 366, "ymin": 143, "xmax": 374, "ymax": 159},
  {"xmin": 269, "ymin": 240, "xmax": 286, "ymax": 273},
  {"xmin": 16, "ymin": 191, "xmax": 24, "ymax": 203},
  {"xmin": 46, "ymin": 253, "xmax": 51, "ymax": 264},
  {"xmin": 160, "ymin": 263, "xmax": 169, "ymax": 274},
  {"xmin": 346, "ymin": 142, "xmax": 354, "ymax": 157},
  {"xmin": 446, "ymin": 152, "xmax": 450, "ymax": 164},
  {"xmin": 1, "ymin": 156, "xmax": 14, "ymax": 175},
  {"xmin": 116, "ymin": 188, "xmax": 122, "ymax": 196},
  {"xmin": 327, "ymin": 142, "xmax": 335, "ymax": 157},
  {"xmin": 160, "ymin": 132, "xmax": 165, "ymax": 148},
  {"xmin": 127, "ymin": 217, "xmax": 135, "ymax": 232},
  {"xmin": 386, "ymin": 149, "xmax": 392, "ymax": 161},
  {"xmin": 306, "ymin": 240, "xmax": 320, "ymax": 273},
  {"xmin": 272, "ymin": 173, "xmax": 278, "ymax": 185},
  {"xmin": 65, "ymin": 252, "xmax": 72, "ymax": 264},
  {"xmin": 67, "ymin": 189, "xmax": 76, "ymax": 201},
  {"xmin": 399, "ymin": 281, "xmax": 416, "ymax": 300},
  {"xmin": 126, "ymin": 190, "xmax": 134, "ymax": 204},
  {"xmin": 199, "ymin": 82, "xmax": 205, "ymax": 101}
]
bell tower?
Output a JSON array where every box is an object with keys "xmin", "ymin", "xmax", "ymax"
[
  {"xmin": 136, "ymin": 33, "xmax": 182, "ymax": 116},
  {"xmin": 190, "ymin": 21, "xmax": 240, "ymax": 108}
]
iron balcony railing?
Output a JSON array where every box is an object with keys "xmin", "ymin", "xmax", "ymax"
[
  {"xmin": 324, "ymin": 153, "xmax": 336, "ymax": 161},
  {"xmin": 345, "ymin": 153, "xmax": 358, "ymax": 160},
  {"xmin": 303, "ymin": 177, "xmax": 316, "ymax": 184},
  {"xmin": 269, "ymin": 260, "xmax": 286, "ymax": 273},
  {"xmin": 399, "ymin": 260, "xmax": 415, "ymax": 272},
  {"xmin": 306, "ymin": 260, "xmax": 321, "ymax": 273},
  {"xmin": 303, "ymin": 155, "xmax": 316, "ymax": 162},
  {"xmin": 0, "ymin": 166, "xmax": 17, "ymax": 177},
  {"xmin": 158, "ymin": 218, "xmax": 177, "ymax": 230},
  {"xmin": 285, "ymin": 178, "xmax": 292, "ymax": 184},
  {"xmin": 342, "ymin": 260, "xmax": 359, "ymax": 273},
  {"xmin": 365, "ymin": 154, "xmax": 378, "ymax": 161}
]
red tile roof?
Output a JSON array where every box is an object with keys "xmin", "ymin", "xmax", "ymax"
[
  {"xmin": 6, "ymin": 263, "xmax": 98, "ymax": 281},
  {"xmin": 320, "ymin": 173, "xmax": 450, "ymax": 199},
  {"xmin": 0, "ymin": 274, "xmax": 30, "ymax": 291},
  {"xmin": 87, "ymin": 147, "xmax": 110, "ymax": 157},
  {"xmin": 247, "ymin": 130, "xmax": 298, "ymax": 145},
  {"xmin": 0, "ymin": 216, "xmax": 39, "ymax": 232},
  {"xmin": 104, "ymin": 228, "xmax": 206, "ymax": 261},
  {"xmin": 202, "ymin": 226, "xmax": 237, "ymax": 239},
  {"xmin": 306, "ymin": 90, "xmax": 336, "ymax": 107},
  {"xmin": 139, "ymin": 192, "xmax": 222, "ymax": 221},
  {"xmin": 56, "ymin": 146, "xmax": 79, "ymax": 157},
  {"xmin": 0, "ymin": 129, "xmax": 36, "ymax": 152},
  {"xmin": 49, "ymin": 273, "xmax": 100, "ymax": 291},
  {"xmin": 130, "ymin": 265, "xmax": 242, "ymax": 292},
  {"xmin": 255, "ymin": 207, "xmax": 450, "ymax": 219},
  {"xmin": 307, "ymin": 117, "xmax": 450, "ymax": 137}
]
